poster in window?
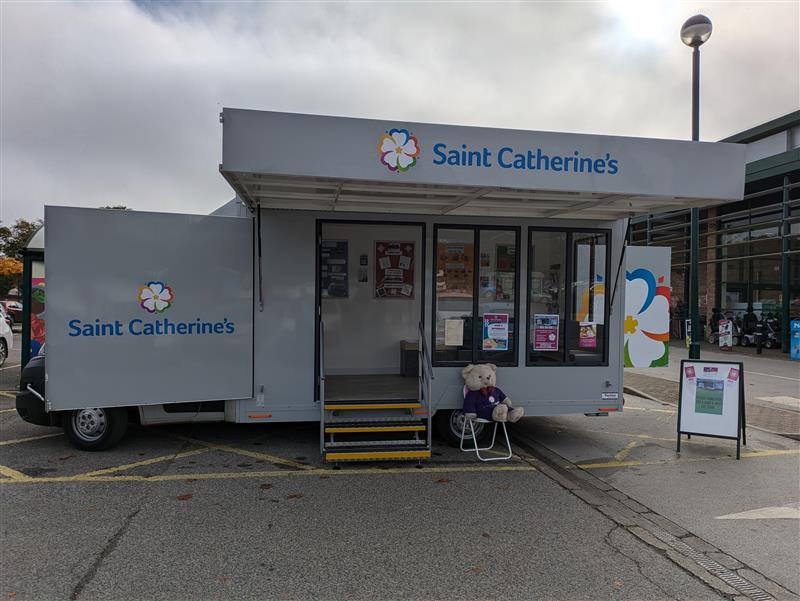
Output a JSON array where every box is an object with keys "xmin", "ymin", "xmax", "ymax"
[
  {"xmin": 496, "ymin": 244, "xmax": 516, "ymax": 272},
  {"xmin": 483, "ymin": 313, "xmax": 509, "ymax": 351},
  {"xmin": 579, "ymin": 322, "xmax": 597, "ymax": 348},
  {"xmin": 533, "ymin": 314, "xmax": 559, "ymax": 351},
  {"xmin": 320, "ymin": 240, "xmax": 348, "ymax": 298},
  {"xmin": 375, "ymin": 241, "xmax": 415, "ymax": 298},
  {"xmin": 444, "ymin": 319, "xmax": 464, "ymax": 346},
  {"xmin": 436, "ymin": 243, "xmax": 474, "ymax": 298}
]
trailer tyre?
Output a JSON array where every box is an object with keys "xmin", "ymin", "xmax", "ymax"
[
  {"xmin": 434, "ymin": 409, "xmax": 489, "ymax": 447},
  {"xmin": 64, "ymin": 407, "xmax": 128, "ymax": 451}
]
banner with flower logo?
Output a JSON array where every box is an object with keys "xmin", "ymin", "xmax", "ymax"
[{"xmin": 624, "ymin": 246, "xmax": 671, "ymax": 368}]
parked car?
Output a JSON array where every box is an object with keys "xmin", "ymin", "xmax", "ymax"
[
  {"xmin": 1, "ymin": 301, "xmax": 22, "ymax": 326},
  {"xmin": 0, "ymin": 305, "xmax": 12, "ymax": 329},
  {"xmin": 0, "ymin": 309, "xmax": 13, "ymax": 367}
]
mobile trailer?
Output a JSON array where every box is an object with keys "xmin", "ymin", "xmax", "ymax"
[{"xmin": 19, "ymin": 109, "xmax": 745, "ymax": 460}]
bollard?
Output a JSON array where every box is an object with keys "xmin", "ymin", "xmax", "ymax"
[{"xmin": 756, "ymin": 321, "xmax": 763, "ymax": 354}]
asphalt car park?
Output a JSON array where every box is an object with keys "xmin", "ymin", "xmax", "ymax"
[{"xmin": 1, "ymin": 393, "xmax": 798, "ymax": 601}]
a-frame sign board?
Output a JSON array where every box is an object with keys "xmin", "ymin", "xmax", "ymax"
[{"xmin": 677, "ymin": 360, "xmax": 747, "ymax": 460}]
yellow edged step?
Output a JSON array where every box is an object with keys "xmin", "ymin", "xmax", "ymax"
[
  {"xmin": 325, "ymin": 449, "xmax": 431, "ymax": 461},
  {"xmin": 323, "ymin": 402, "xmax": 422, "ymax": 411},
  {"xmin": 325, "ymin": 425, "xmax": 426, "ymax": 433}
]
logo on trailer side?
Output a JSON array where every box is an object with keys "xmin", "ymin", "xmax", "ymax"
[{"xmin": 377, "ymin": 128, "xmax": 420, "ymax": 173}]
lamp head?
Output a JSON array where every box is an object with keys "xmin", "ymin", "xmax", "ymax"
[{"xmin": 681, "ymin": 14, "xmax": 712, "ymax": 48}]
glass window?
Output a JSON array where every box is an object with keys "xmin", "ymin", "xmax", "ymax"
[
  {"xmin": 528, "ymin": 231, "xmax": 566, "ymax": 364},
  {"xmin": 567, "ymin": 232, "xmax": 608, "ymax": 364},
  {"xmin": 527, "ymin": 228, "xmax": 609, "ymax": 366},
  {"xmin": 433, "ymin": 226, "xmax": 519, "ymax": 366},
  {"xmin": 434, "ymin": 229, "xmax": 474, "ymax": 364},
  {"xmin": 477, "ymin": 230, "xmax": 517, "ymax": 364}
]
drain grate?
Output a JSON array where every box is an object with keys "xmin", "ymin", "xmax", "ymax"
[{"xmin": 653, "ymin": 530, "xmax": 776, "ymax": 601}]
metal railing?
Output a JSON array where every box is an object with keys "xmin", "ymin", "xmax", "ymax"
[
  {"xmin": 318, "ymin": 319, "xmax": 325, "ymax": 453},
  {"xmin": 418, "ymin": 322, "xmax": 434, "ymax": 450}
]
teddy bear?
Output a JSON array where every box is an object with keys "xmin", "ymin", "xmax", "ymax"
[{"xmin": 461, "ymin": 363, "xmax": 524, "ymax": 423}]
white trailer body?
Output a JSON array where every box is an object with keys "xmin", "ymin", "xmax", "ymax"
[{"xmin": 41, "ymin": 109, "xmax": 745, "ymax": 458}]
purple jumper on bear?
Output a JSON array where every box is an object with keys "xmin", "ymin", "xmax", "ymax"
[{"xmin": 463, "ymin": 386, "xmax": 508, "ymax": 421}]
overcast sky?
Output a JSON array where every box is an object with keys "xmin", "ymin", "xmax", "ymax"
[{"xmin": 1, "ymin": 1, "xmax": 798, "ymax": 224}]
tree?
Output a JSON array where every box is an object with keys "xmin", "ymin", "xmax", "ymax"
[
  {"xmin": 0, "ymin": 256, "xmax": 23, "ymax": 297},
  {"xmin": 0, "ymin": 218, "xmax": 43, "ymax": 258},
  {"xmin": 0, "ymin": 218, "xmax": 42, "ymax": 297}
]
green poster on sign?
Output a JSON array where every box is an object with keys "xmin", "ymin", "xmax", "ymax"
[{"xmin": 694, "ymin": 378, "xmax": 724, "ymax": 415}]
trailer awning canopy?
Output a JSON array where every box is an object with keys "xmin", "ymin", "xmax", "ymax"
[{"xmin": 220, "ymin": 109, "xmax": 746, "ymax": 220}]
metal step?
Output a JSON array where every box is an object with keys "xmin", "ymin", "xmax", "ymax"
[
  {"xmin": 326, "ymin": 415, "xmax": 426, "ymax": 424},
  {"xmin": 324, "ymin": 449, "xmax": 432, "ymax": 462},
  {"xmin": 324, "ymin": 402, "xmax": 422, "ymax": 411},
  {"xmin": 325, "ymin": 439, "xmax": 427, "ymax": 448},
  {"xmin": 325, "ymin": 424, "xmax": 426, "ymax": 434}
]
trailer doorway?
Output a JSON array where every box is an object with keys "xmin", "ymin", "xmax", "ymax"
[{"xmin": 318, "ymin": 221, "xmax": 424, "ymax": 402}]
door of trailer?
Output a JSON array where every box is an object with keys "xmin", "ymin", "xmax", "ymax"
[{"xmin": 45, "ymin": 206, "xmax": 254, "ymax": 411}]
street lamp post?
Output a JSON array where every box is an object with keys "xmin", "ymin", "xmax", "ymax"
[{"xmin": 681, "ymin": 14, "xmax": 712, "ymax": 361}]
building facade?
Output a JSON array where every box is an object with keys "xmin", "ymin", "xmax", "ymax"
[{"xmin": 630, "ymin": 111, "xmax": 800, "ymax": 352}]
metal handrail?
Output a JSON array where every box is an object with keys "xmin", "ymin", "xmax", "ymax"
[
  {"xmin": 418, "ymin": 322, "xmax": 434, "ymax": 451},
  {"xmin": 417, "ymin": 322, "xmax": 434, "ymax": 381},
  {"xmin": 319, "ymin": 319, "xmax": 325, "ymax": 453}
]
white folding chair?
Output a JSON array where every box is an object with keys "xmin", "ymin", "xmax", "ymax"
[{"xmin": 459, "ymin": 386, "xmax": 513, "ymax": 462}]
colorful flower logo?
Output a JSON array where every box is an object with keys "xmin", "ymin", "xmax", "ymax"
[
  {"xmin": 138, "ymin": 281, "xmax": 174, "ymax": 314},
  {"xmin": 624, "ymin": 269, "xmax": 670, "ymax": 367},
  {"xmin": 377, "ymin": 128, "xmax": 420, "ymax": 173}
]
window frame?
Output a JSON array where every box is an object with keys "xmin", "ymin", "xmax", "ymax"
[
  {"xmin": 431, "ymin": 224, "xmax": 521, "ymax": 368},
  {"xmin": 525, "ymin": 226, "xmax": 612, "ymax": 367}
]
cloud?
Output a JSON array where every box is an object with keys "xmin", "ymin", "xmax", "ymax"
[{"xmin": 1, "ymin": 0, "xmax": 798, "ymax": 223}]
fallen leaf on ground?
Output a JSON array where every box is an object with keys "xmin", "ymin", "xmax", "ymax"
[
  {"xmin": 466, "ymin": 566, "xmax": 482, "ymax": 574},
  {"xmin": 176, "ymin": 493, "xmax": 193, "ymax": 501},
  {"xmin": 436, "ymin": 478, "xmax": 450, "ymax": 484},
  {"xmin": 260, "ymin": 483, "xmax": 273, "ymax": 490},
  {"xmin": 7, "ymin": 592, "xmax": 17, "ymax": 598},
  {"xmin": 481, "ymin": 532, "xmax": 491, "ymax": 539},
  {"xmin": 217, "ymin": 575, "xmax": 230, "ymax": 584},
  {"xmin": 285, "ymin": 493, "xmax": 304, "ymax": 499},
  {"xmin": 612, "ymin": 579, "xmax": 624, "ymax": 589},
  {"xmin": 58, "ymin": 455, "xmax": 74, "ymax": 461}
]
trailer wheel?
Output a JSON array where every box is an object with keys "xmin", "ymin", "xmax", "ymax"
[
  {"xmin": 64, "ymin": 407, "xmax": 128, "ymax": 451},
  {"xmin": 434, "ymin": 409, "xmax": 488, "ymax": 447}
]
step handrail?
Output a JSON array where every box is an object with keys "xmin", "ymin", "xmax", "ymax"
[
  {"xmin": 417, "ymin": 322, "xmax": 434, "ymax": 381},
  {"xmin": 418, "ymin": 322, "xmax": 434, "ymax": 450},
  {"xmin": 319, "ymin": 318, "xmax": 325, "ymax": 453}
]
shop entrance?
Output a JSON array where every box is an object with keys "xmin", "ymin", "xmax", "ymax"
[{"xmin": 318, "ymin": 221, "xmax": 424, "ymax": 401}]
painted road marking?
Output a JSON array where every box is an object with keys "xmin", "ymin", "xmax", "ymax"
[
  {"xmin": 0, "ymin": 391, "xmax": 17, "ymax": 398},
  {"xmin": 0, "ymin": 464, "xmax": 537, "ymax": 485},
  {"xmin": 0, "ymin": 363, "xmax": 21, "ymax": 371},
  {"xmin": 614, "ymin": 441, "xmax": 639, "ymax": 462},
  {"xmin": 577, "ymin": 448, "xmax": 800, "ymax": 470},
  {"xmin": 756, "ymin": 396, "xmax": 800, "ymax": 410},
  {"xmin": 168, "ymin": 436, "xmax": 314, "ymax": 471},
  {"xmin": 0, "ymin": 432, "xmax": 63, "ymax": 446},
  {"xmin": 0, "ymin": 408, "xmax": 17, "ymax": 413},
  {"xmin": 745, "ymin": 370, "xmax": 799, "ymax": 382},
  {"xmin": 550, "ymin": 426, "xmax": 733, "ymax": 449},
  {"xmin": 716, "ymin": 502, "xmax": 800, "ymax": 520},
  {"xmin": 75, "ymin": 448, "xmax": 212, "ymax": 478},
  {"xmin": 624, "ymin": 406, "xmax": 677, "ymax": 415},
  {"xmin": 0, "ymin": 464, "xmax": 33, "ymax": 481}
]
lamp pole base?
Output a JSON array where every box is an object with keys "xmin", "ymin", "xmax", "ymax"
[{"xmin": 689, "ymin": 342, "xmax": 701, "ymax": 360}]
